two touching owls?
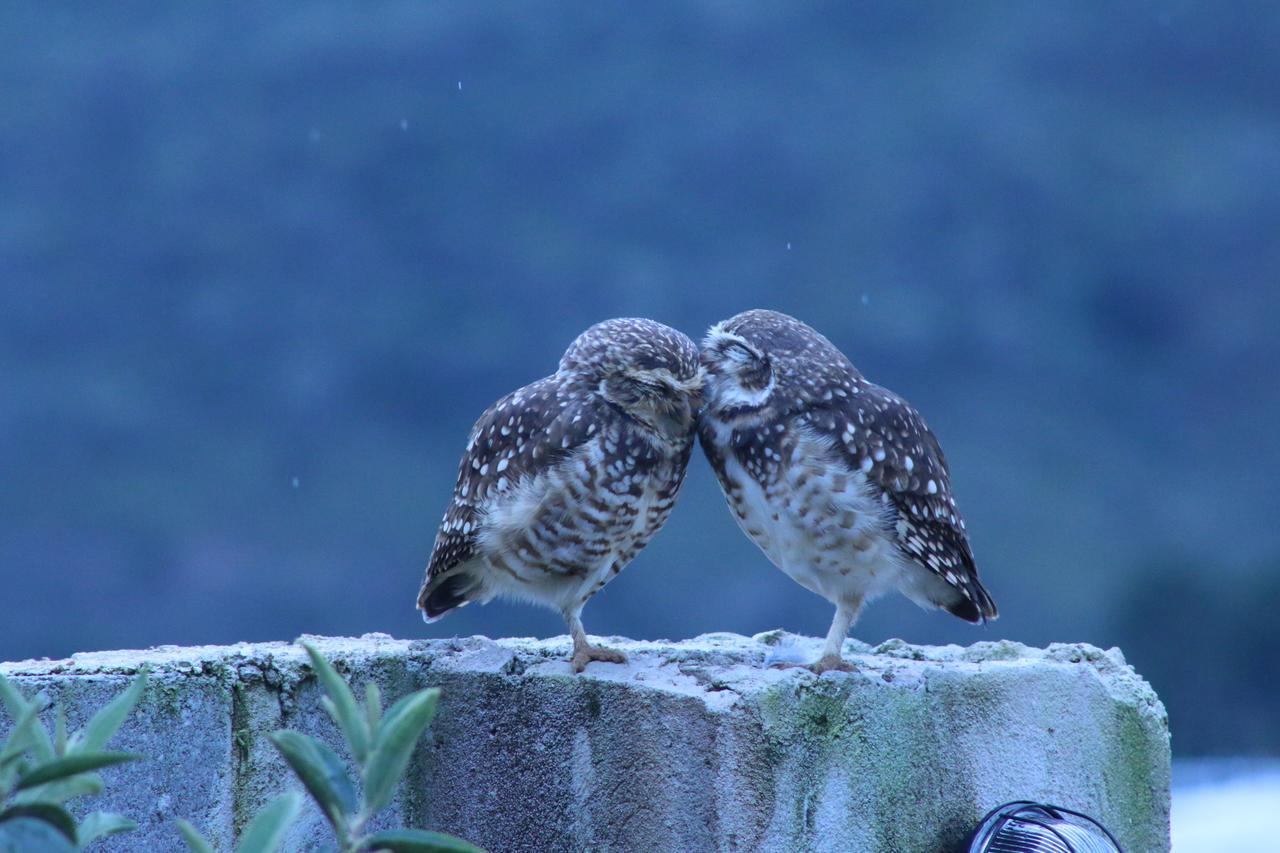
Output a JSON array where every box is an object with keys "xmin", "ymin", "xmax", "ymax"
[{"xmin": 417, "ymin": 310, "xmax": 997, "ymax": 673}]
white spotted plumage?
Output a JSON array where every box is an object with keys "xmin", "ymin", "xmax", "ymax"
[
  {"xmin": 418, "ymin": 318, "xmax": 701, "ymax": 671},
  {"xmin": 698, "ymin": 309, "xmax": 997, "ymax": 672}
]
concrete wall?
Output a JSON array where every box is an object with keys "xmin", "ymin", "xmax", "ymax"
[{"xmin": 1, "ymin": 632, "xmax": 1170, "ymax": 852}]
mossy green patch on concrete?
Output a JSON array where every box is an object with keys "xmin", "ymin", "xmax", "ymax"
[{"xmin": 1102, "ymin": 698, "xmax": 1172, "ymax": 851}]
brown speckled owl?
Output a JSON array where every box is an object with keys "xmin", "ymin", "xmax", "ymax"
[
  {"xmin": 417, "ymin": 318, "xmax": 702, "ymax": 672},
  {"xmin": 698, "ymin": 309, "xmax": 997, "ymax": 673}
]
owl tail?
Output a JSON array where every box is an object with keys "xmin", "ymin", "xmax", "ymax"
[
  {"xmin": 945, "ymin": 576, "xmax": 999, "ymax": 624},
  {"xmin": 417, "ymin": 570, "xmax": 481, "ymax": 623}
]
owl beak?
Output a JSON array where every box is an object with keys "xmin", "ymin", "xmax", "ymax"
[
  {"xmin": 652, "ymin": 394, "xmax": 695, "ymax": 437},
  {"xmin": 673, "ymin": 396, "xmax": 695, "ymax": 431},
  {"xmin": 687, "ymin": 387, "xmax": 705, "ymax": 418}
]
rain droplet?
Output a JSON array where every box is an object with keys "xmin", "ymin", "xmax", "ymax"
[
  {"xmin": 860, "ymin": 294, "xmax": 870, "ymax": 305},
  {"xmin": 291, "ymin": 477, "xmax": 300, "ymax": 489},
  {"xmin": 786, "ymin": 242, "xmax": 792, "ymax": 251},
  {"xmin": 399, "ymin": 118, "xmax": 409, "ymax": 131},
  {"xmin": 457, "ymin": 80, "xmax": 463, "ymax": 91}
]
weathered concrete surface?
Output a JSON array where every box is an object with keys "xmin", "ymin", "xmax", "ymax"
[{"xmin": 0, "ymin": 632, "xmax": 1170, "ymax": 852}]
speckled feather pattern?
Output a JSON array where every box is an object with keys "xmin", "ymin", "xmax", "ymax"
[
  {"xmin": 698, "ymin": 309, "xmax": 997, "ymax": 623},
  {"xmin": 420, "ymin": 318, "xmax": 700, "ymax": 619}
]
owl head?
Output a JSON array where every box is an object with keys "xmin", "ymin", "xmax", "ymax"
[
  {"xmin": 560, "ymin": 318, "xmax": 703, "ymax": 441},
  {"xmin": 700, "ymin": 309, "xmax": 860, "ymax": 420}
]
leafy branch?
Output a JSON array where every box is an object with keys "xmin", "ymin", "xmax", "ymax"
[
  {"xmin": 0, "ymin": 669, "xmax": 147, "ymax": 850},
  {"xmin": 178, "ymin": 642, "xmax": 481, "ymax": 853}
]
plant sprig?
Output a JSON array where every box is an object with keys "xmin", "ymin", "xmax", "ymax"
[
  {"xmin": 0, "ymin": 669, "xmax": 146, "ymax": 850},
  {"xmin": 178, "ymin": 641, "xmax": 481, "ymax": 853}
]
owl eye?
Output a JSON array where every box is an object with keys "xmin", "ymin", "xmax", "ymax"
[
  {"xmin": 621, "ymin": 376, "xmax": 662, "ymax": 397},
  {"xmin": 722, "ymin": 340, "xmax": 760, "ymax": 363},
  {"xmin": 638, "ymin": 379, "xmax": 668, "ymax": 395}
]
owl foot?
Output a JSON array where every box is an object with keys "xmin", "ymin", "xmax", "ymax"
[
  {"xmin": 571, "ymin": 644, "xmax": 627, "ymax": 673},
  {"xmin": 767, "ymin": 658, "xmax": 853, "ymax": 675},
  {"xmin": 808, "ymin": 655, "xmax": 855, "ymax": 675}
]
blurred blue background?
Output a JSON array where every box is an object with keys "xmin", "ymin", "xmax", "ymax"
[{"xmin": 2, "ymin": 2, "xmax": 1278, "ymax": 759}]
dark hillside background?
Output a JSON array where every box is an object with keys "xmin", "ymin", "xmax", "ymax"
[{"xmin": 2, "ymin": 2, "xmax": 1278, "ymax": 755}]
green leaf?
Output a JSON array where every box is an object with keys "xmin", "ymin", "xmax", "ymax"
[
  {"xmin": 54, "ymin": 707, "xmax": 67, "ymax": 758},
  {"xmin": 360, "ymin": 828, "xmax": 485, "ymax": 853},
  {"xmin": 11, "ymin": 772, "xmax": 104, "ymax": 806},
  {"xmin": 267, "ymin": 731, "xmax": 356, "ymax": 830},
  {"xmin": 0, "ymin": 702, "xmax": 43, "ymax": 767},
  {"xmin": 361, "ymin": 688, "xmax": 439, "ymax": 815},
  {"xmin": 0, "ymin": 701, "xmax": 42, "ymax": 796},
  {"xmin": 234, "ymin": 791, "xmax": 301, "ymax": 853},
  {"xmin": 77, "ymin": 811, "xmax": 137, "ymax": 847},
  {"xmin": 174, "ymin": 819, "xmax": 215, "ymax": 853},
  {"xmin": 0, "ymin": 673, "xmax": 29, "ymax": 722},
  {"xmin": 15, "ymin": 752, "xmax": 140, "ymax": 791},
  {"xmin": 0, "ymin": 679, "xmax": 54, "ymax": 763},
  {"xmin": 364, "ymin": 683, "xmax": 382, "ymax": 736},
  {"xmin": 73, "ymin": 671, "xmax": 147, "ymax": 753},
  {"xmin": 0, "ymin": 817, "xmax": 77, "ymax": 853},
  {"xmin": 0, "ymin": 803, "xmax": 78, "ymax": 843},
  {"xmin": 299, "ymin": 642, "xmax": 368, "ymax": 763}
]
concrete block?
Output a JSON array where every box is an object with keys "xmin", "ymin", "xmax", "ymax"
[{"xmin": 1, "ymin": 632, "xmax": 1170, "ymax": 851}]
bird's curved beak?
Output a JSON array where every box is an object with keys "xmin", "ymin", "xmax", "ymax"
[{"xmin": 656, "ymin": 395, "xmax": 695, "ymax": 437}]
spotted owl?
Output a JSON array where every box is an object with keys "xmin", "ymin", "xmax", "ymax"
[
  {"xmin": 417, "ymin": 318, "xmax": 702, "ymax": 672},
  {"xmin": 698, "ymin": 309, "xmax": 997, "ymax": 673}
]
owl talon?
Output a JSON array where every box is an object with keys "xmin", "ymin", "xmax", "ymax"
[
  {"xmin": 808, "ymin": 655, "xmax": 855, "ymax": 675},
  {"xmin": 571, "ymin": 645, "xmax": 627, "ymax": 672}
]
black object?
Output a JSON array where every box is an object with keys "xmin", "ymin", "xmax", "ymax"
[{"xmin": 968, "ymin": 801, "xmax": 1123, "ymax": 853}]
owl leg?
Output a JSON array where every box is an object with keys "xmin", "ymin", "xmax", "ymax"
[
  {"xmin": 564, "ymin": 605, "xmax": 627, "ymax": 672},
  {"xmin": 811, "ymin": 596, "xmax": 863, "ymax": 674}
]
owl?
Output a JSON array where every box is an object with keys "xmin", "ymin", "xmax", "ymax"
[
  {"xmin": 698, "ymin": 309, "xmax": 997, "ymax": 673},
  {"xmin": 417, "ymin": 318, "xmax": 702, "ymax": 672}
]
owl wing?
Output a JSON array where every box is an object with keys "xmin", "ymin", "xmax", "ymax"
[
  {"xmin": 807, "ymin": 383, "xmax": 997, "ymax": 622},
  {"xmin": 424, "ymin": 376, "xmax": 598, "ymax": 583}
]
